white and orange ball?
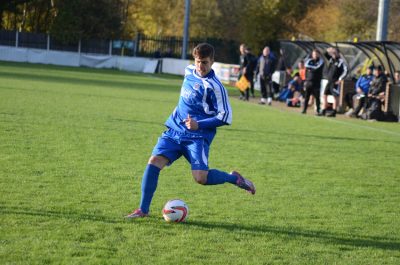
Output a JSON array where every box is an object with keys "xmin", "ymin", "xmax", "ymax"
[{"xmin": 162, "ymin": 199, "xmax": 189, "ymax": 223}]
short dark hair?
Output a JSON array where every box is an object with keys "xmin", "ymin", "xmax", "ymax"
[{"xmin": 192, "ymin": 43, "xmax": 215, "ymax": 60}]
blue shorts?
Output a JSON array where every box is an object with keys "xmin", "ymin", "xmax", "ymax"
[{"xmin": 152, "ymin": 129, "xmax": 210, "ymax": 170}]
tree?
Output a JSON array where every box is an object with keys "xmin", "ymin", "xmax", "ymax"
[
  {"xmin": 50, "ymin": 0, "xmax": 125, "ymax": 44},
  {"xmin": 295, "ymin": 0, "xmax": 400, "ymax": 42}
]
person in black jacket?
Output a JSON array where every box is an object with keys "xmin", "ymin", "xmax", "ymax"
[
  {"xmin": 243, "ymin": 48, "xmax": 257, "ymax": 100},
  {"xmin": 238, "ymin": 44, "xmax": 257, "ymax": 100},
  {"xmin": 321, "ymin": 47, "xmax": 348, "ymax": 117},
  {"xmin": 302, "ymin": 49, "xmax": 324, "ymax": 114},
  {"xmin": 361, "ymin": 65, "xmax": 387, "ymax": 120},
  {"xmin": 256, "ymin": 46, "xmax": 276, "ymax": 105}
]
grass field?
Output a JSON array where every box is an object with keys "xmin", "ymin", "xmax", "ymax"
[{"xmin": 1, "ymin": 61, "xmax": 399, "ymax": 264}]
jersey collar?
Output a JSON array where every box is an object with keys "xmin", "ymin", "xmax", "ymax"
[{"xmin": 193, "ymin": 69, "xmax": 215, "ymax": 79}]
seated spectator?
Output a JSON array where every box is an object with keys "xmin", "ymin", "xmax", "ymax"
[
  {"xmin": 346, "ymin": 65, "xmax": 374, "ymax": 117},
  {"xmin": 394, "ymin": 70, "xmax": 400, "ymax": 84},
  {"xmin": 361, "ymin": 65, "xmax": 387, "ymax": 120},
  {"xmin": 385, "ymin": 70, "xmax": 393, "ymax": 84},
  {"xmin": 278, "ymin": 73, "xmax": 303, "ymax": 107}
]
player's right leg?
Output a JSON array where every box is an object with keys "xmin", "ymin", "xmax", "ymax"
[
  {"xmin": 125, "ymin": 155, "xmax": 168, "ymax": 219},
  {"xmin": 126, "ymin": 131, "xmax": 182, "ymax": 219}
]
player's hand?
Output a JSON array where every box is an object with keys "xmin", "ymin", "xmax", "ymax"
[{"xmin": 184, "ymin": 114, "xmax": 198, "ymax": 130}]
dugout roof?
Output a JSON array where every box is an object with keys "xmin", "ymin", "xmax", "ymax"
[{"xmin": 280, "ymin": 40, "xmax": 400, "ymax": 80}]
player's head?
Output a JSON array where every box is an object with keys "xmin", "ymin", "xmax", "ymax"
[
  {"xmin": 331, "ymin": 47, "xmax": 339, "ymax": 59},
  {"xmin": 374, "ymin": 65, "xmax": 383, "ymax": 77},
  {"xmin": 239, "ymin": 44, "xmax": 247, "ymax": 55},
  {"xmin": 367, "ymin": 65, "xmax": 374, "ymax": 75},
  {"xmin": 311, "ymin": 49, "xmax": 320, "ymax": 60},
  {"xmin": 394, "ymin": 70, "xmax": 400, "ymax": 83},
  {"xmin": 192, "ymin": 43, "xmax": 214, "ymax": 77},
  {"xmin": 263, "ymin": 46, "xmax": 270, "ymax": 56}
]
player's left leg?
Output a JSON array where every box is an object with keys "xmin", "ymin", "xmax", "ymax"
[
  {"xmin": 185, "ymin": 139, "xmax": 256, "ymax": 194},
  {"xmin": 191, "ymin": 170, "xmax": 255, "ymax": 194}
]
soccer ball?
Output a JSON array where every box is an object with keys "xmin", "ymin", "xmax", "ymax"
[{"xmin": 162, "ymin": 199, "xmax": 189, "ymax": 223}]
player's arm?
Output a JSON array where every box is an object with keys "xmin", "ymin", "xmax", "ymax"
[
  {"xmin": 185, "ymin": 115, "xmax": 227, "ymax": 130},
  {"xmin": 197, "ymin": 117, "xmax": 226, "ymax": 129}
]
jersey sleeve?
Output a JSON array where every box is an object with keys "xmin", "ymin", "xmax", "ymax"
[
  {"xmin": 208, "ymin": 78, "xmax": 232, "ymax": 125},
  {"xmin": 338, "ymin": 59, "xmax": 348, "ymax": 81}
]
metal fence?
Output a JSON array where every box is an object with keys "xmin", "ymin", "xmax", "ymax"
[{"xmin": 0, "ymin": 30, "xmax": 240, "ymax": 63}]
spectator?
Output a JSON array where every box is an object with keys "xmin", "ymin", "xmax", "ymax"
[
  {"xmin": 361, "ymin": 65, "xmax": 387, "ymax": 120},
  {"xmin": 238, "ymin": 44, "xmax": 247, "ymax": 100},
  {"xmin": 256, "ymin": 46, "xmax": 276, "ymax": 105},
  {"xmin": 384, "ymin": 70, "xmax": 392, "ymax": 83},
  {"xmin": 238, "ymin": 45, "xmax": 258, "ymax": 101},
  {"xmin": 321, "ymin": 47, "xmax": 348, "ymax": 117},
  {"xmin": 286, "ymin": 66, "xmax": 294, "ymax": 78},
  {"xmin": 276, "ymin": 48, "xmax": 287, "ymax": 71},
  {"xmin": 394, "ymin": 70, "xmax": 400, "ymax": 84},
  {"xmin": 244, "ymin": 48, "xmax": 258, "ymax": 99},
  {"xmin": 346, "ymin": 65, "xmax": 374, "ymax": 118},
  {"xmin": 297, "ymin": 60, "xmax": 306, "ymax": 82},
  {"xmin": 285, "ymin": 73, "xmax": 303, "ymax": 107},
  {"xmin": 293, "ymin": 60, "xmax": 306, "ymax": 104},
  {"xmin": 302, "ymin": 49, "xmax": 324, "ymax": 115}
]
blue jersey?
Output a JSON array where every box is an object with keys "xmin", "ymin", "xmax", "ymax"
[
  {"xmin": 165, "ymin": 65, "xmax": 232, "ymax": 143},
  {"xmin": 355, "ymin": 74, "xmax": 373, "ymax": 94}
]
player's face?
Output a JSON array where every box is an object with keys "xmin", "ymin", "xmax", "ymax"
[{"xmin": 194, "ymin": 56, "xmax": 214, "ymax": 77}]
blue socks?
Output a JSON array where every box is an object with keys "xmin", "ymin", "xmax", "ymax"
[
  {"xmin": 205, "ymin": 169, "xmax": 237, "ymax": 185},
  {"xmin": 139, "ymin": 164, "xmax": 160, "ymax": 214},
  {"xmin": 139, "ymin": 167, "xmax": 236, "ymax": 213}
]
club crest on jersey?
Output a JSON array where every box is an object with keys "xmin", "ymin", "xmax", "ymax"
[{"xmin": 193, "ymin": 83, "xmax": 200, "ymax": 90}]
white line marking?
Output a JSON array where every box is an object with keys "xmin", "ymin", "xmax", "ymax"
[{"xmin": 325, "ymin": 118, "xmax": 400, "ymax": 137}]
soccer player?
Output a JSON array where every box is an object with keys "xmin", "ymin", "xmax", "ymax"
[{"xmin": 126, "ymin": 43, "xmax": 256, "ymax": 219}]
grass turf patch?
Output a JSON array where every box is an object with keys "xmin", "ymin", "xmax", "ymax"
[{"xmin": 1, "ymin": 61, "xmax": 399, "ymax": 264}]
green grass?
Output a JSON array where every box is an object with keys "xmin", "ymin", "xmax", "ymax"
[{"xmin": 1, "ymin": 61, "xmax": 399, "ymax": 264}]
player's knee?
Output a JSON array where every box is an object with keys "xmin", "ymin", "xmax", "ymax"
[
  {"xmin": 148, "ymin": 156, "xmax": 168, "ymax": 169},
  {"xmin": 192, "ymin": 171, "xmax": 207, "ymax": 185}
]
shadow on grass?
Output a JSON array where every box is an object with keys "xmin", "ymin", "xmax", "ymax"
[
  {"xmin": 185, "ymin": 220, "xmax": 400, "ymax": 251},
  {"xmin": 2, "ymin": 206, "xmax": 399, "ymax": 251},
  {"xmin": 0, "ymin": 206, "xmax": 126, "ymax": 224},
  {"xmin": 225, "ymin": 127, "xmax": 400, "ymax": 144}
]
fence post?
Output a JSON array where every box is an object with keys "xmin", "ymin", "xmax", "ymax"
[
  {"xmin": 78, "ymin": 39, "xmax": 81, "ymax": 54},
  {"xmin": 109, "ymin": 40, "xmax": 112, "ymax": 56},
  {"xmin": 182, "ymin": 0, "xmax": 191, "ymax": 59},
  {"xmin": 134, "ymin": 33, "xmax": 140, "ymax": 57},
  {"xmin": 47, "ymin": 34, "xmax": 50, "ymax": 51},
  {"xmin": 15, "ymin": 30, "xmax": 19, "ymax": 48}
]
